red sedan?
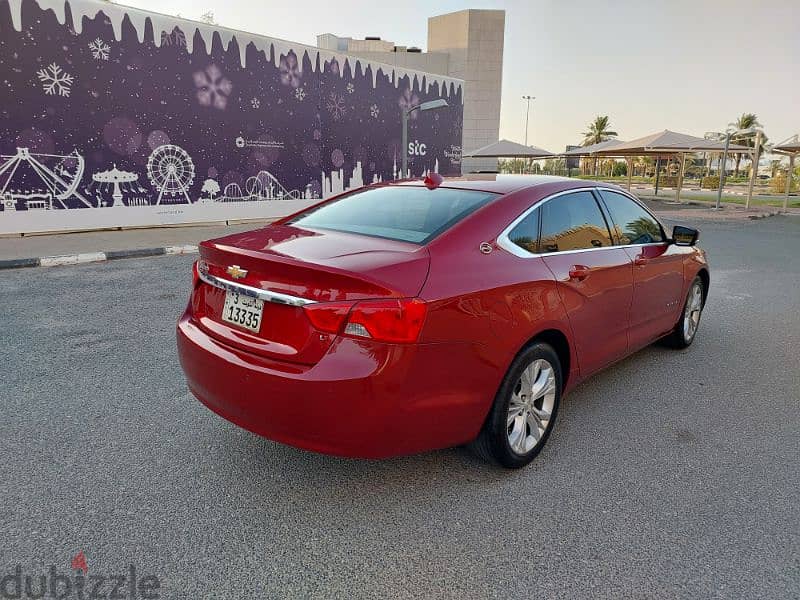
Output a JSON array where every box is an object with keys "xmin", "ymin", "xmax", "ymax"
[{"xmin": 177, "ymin": 175, "xmax": 709, "ymax": 468}]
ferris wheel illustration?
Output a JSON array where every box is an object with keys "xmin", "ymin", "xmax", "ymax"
[{"xmin": 146, "ymin": 144, "xmax": 195, "ymax": 204}]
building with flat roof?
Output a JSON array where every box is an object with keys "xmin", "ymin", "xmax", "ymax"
[{"xmin": 318, "ymin": 9, "xmax": 505, "ymax": 173}]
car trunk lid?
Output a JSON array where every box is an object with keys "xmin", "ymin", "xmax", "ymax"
[{"xmin": 191, "ymin": 224, "xmax": 430, "ymax": 364}]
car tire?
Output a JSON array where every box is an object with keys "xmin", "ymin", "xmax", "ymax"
[
  {"xmin": 665, "ymin": 276, "xmax": 705, "ymax": 349},
  {"xmin": 471, "ymin": 342, "xmax": 562, "ymax": 468}
]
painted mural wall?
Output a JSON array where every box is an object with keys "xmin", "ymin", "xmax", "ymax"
[{"xmin": 0, "ymin": 0, "xmax": 464, "ymax": 234}]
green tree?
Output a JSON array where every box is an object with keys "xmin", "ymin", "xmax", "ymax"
[
  {"xmin": 626, "ymin": 216, "xmax": 662, "ymax": 243},
  {"xmin": 499, "ymin": 158, "xmax": 528, "ymax": 174},
  {"xmin": 729, "ymin": 113, "xmax": 766, "ymax": 177},
  {"xmin": 582, "ymin": 115, "xmax": 618, "ymax": 146},
  {"xmin": 582, "ymin": 116, "xmax": 617, "ymax": 175}
]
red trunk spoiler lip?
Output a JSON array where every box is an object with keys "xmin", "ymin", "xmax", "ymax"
[{"xmin": 198, "ymin": 237, "xmax": 431, "ymax": 302}]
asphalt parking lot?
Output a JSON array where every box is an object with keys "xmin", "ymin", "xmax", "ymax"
[{"xmin": 1, "ymin": 215, "xmax": 798, "ymax": 599}]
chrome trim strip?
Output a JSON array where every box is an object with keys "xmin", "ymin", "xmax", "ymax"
[
  {"xmin": 496, "ymin": 186, "xmax": 667, "ymax": 259},
  {"xmin": 198, "ymin": 271, "xmax": 316, "ymax": 306}
]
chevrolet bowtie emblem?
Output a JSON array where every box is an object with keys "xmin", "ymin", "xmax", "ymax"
[{"xmin": 226, "ymin": 265, "xmax": 247, "ymax": 279}]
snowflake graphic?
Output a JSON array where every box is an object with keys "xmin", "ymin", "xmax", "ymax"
[
  {"xmin": 370, "ymin": 104, "xmax": 379, "ymax": 118},
  {"xmin": 193, "ymin": 64, "xmax": 233, "ymax": 110},
  {"xmin": 294, "ymin": 87, "xmax": 306, "ymax": 102},
  {"xmin": 37, "ymin": 63, "xmax": 73, "ymax": 97},
  {"xmin": 88, "ymin": 38, "xmax": 110, "ymax": 61},
  {"xmin": 346, "ymin": 83, "xmax": 354, "ymax": 94},
  {"xmin": 398, "ymin": 88, "xmax": 420, "ymax": 120},
  {"xmin": 279, "ymin": 51, "xmax": 302, "ymax": 88},
  {"xmin": 251, "ymin": 97, "xmax": 260, "ymax": 109},
  {"xmin": 326, "ymin": 92, "xmax": 345, "ymax": 121}
]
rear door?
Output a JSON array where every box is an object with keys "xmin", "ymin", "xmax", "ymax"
[
  {"xmin": 597, "ymin": 189, "xmax": 683, "ymax": 348},
  {"xmin": 537, "ymin": 190, "xmax": 634, "ymax": 376}
]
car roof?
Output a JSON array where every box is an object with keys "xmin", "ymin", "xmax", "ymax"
[{"xmin": 391, "ymin": 174, "xmax": 585, "ymax": 195}]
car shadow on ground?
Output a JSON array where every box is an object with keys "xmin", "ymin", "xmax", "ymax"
[{"xmin": 196, "ymin": 336, "xmax": 694, "ymax": 497}]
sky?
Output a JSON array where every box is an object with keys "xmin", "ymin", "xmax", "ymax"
[{"xmin": 121, "ymin": 0, "xmax": 799, "ymax": 152}]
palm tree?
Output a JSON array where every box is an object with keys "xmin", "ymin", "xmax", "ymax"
[
  {"xmin": 626, "ymin": 216, "xmax": 662, "ymax": 243},
  {"xmin": 582, "ymin": 115, "xmax": 618, "ymax": 146},
  {"xmin": 729, "ymin": 113, "xmax": 765, "ymax": 177},
  {"xmin": 634, "ymin": 156, "xmax": 650, "ymax": 177},
  {"xmin": 582, "ymin": 116, "xmax": 618, "ymax": 175}
]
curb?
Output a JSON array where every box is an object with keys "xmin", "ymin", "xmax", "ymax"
[{"xmin": 0, "ymin": 245, "xmax": 198, "ymax": 270}]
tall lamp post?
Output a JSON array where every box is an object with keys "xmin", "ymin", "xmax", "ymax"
[
  {"xmin": 522, "ymin": 95, "xmax": 535, "ymax": 173},
  {"xmin": 401, "ymin": 99, "xmax": 449, "ymax": 178},
  {"xmin": 522, "ymin": 95, "xmax": 535, "ymax": 146}
]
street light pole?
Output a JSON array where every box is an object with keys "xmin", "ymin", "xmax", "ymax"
[
  {"xmin": 522, "ymin": 95, "xmax": 535, "ymax": 146},
  {"xmin": 401, "ymin": 99, "xmax": 449, "ymax": 178},
  {"xmin": 401, "ymin": 109, "xmax": 408, "ymax": 178},
  {"xmin": 522, "ymin": 96, "xmax": 536, "ymax": 172}
]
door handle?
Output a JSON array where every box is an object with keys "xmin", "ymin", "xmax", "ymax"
[
  {"xmin": 568, "ymin": 265, "xmax": 590, "ymax": 281},
  {"xmin": 634, "ymin": 255, "xmax": 648, "ymax": 266}
]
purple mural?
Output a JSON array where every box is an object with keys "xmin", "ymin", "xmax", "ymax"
[{"xmin": 0, "ymin": 0, "xmax": 464, "ymax": 233}]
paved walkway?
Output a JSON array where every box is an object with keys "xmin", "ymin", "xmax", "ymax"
[
  {"xmin": 640, "ymin": 197, "xmax": 798, "ymax": 223},
  {"xmin": 0, "ymin": 221, "xmax": 271, "ymax": 261},
  {"xmin": 0, "ymin": 200, "xmax": 795, "ymax": 264}
]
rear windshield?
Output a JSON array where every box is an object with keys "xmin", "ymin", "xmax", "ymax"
[{"xmin": 288, "ymin": 186, "xmax": 498, "ymax": 244}]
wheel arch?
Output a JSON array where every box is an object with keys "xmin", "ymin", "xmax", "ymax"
[
  {"xmin": 517, "ymin": 327, "xmax": 573, "ymax": 392},
  {"xmin": 471, "ymin": 325, "xmax": 574, "ymax": 457},
  {"xmin": 696, "ymin": 267, "xmax": 710, "ymax": 306}
]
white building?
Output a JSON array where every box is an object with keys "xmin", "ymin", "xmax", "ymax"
[{"xmin": 318, "ymin": 9, "xmax": 505, "ymax": 173}]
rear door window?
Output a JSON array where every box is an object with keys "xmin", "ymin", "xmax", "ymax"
[
  {"xmin": 539, "ymin": 191, "xmax": 613, "ymax": 253},
  {"xmin": 507, "ymin": 209, "xmax": 541, "ymax": 254},
  {"xmin": 599, "ymin": 190, "xmax": 665, "ymax": 244},
  {"xmin": 289, "ymin": 186, "xmax": 498, "ymax": 244}
]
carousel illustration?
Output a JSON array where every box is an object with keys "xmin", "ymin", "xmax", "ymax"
[{"xmin": 90, "ymin": 165, "xmax": 144, "ymax": 207}]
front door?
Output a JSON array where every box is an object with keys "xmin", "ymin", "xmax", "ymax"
[
  {"xmin": 537, "ymin": 190, "xmax": 634, "ymax": 376},
  {"xmin": 597, "ymin": 189, "xmax": 684, "ymax": 349}
]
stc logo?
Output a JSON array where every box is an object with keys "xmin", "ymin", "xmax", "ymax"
[{"xmin": 407, "ymin": 140, "xmax": 427, "ymax": 156}]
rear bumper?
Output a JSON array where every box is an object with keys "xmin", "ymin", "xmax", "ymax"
[{"xmin": 176, "ymin": 311, "xmax": 496, "ymax": 458}]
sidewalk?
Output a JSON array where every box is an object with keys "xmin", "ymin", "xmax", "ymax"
[
  {"xmin": 0, "ymin": 201, "xmax": 795, "ymax": 269},
  {"xmin": 639, "ymin": 196, "xmax": 798, "ymax": 222},
  {"xmin": 0, "ymin": 221, "xmax": 271, "ymax": 264}
]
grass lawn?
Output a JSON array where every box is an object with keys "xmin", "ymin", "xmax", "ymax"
[
  {"xmin": 640, "ymin": 192, "xmax": 800, "ymax": 209},
  {"xmin": 567, "ymin": 175, "xmax": 797, "ymax": 208}
]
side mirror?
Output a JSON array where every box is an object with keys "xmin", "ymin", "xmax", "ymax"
[{"xmin": 672, "ymin": 225, "xmax": 699, "ymax": 246}]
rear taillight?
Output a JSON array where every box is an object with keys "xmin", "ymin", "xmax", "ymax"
[
  {"xmin": 192, "ymin": 260, "xmax": 201, "ymax": 288},
  {"xmin": 303, "ymin": 301, "xmax": 354, "ymax": 334},
  {"xmin": 192, "ymin": 260, "xmax": 209, "ymax": 289},
  {"xmin": 304, "ymin": 298, "xmax": 427, "ymax": 343}
]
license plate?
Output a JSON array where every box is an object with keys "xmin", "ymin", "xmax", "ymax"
[{"xmin": 221, "ymin": 291, "xmax": 264, "ymax": 333}]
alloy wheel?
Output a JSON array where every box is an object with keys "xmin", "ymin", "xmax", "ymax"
[
  {"xmin": 683, "ymin": 281, "xmax": 703, "ymax": 342},
  {"xmin": 506, "ymin": 358, "xmax": 557, "ymax": 455}
]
